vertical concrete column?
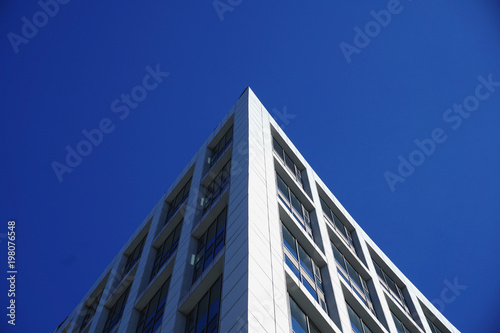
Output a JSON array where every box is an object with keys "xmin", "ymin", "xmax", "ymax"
[{"xmin": 219, "ymin": 89, "xmax": 250, "ymax": 333}]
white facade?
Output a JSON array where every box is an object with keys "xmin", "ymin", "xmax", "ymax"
[{"xmin": 55, "ymin": 88, "xmax": 459, "ymax": 333}]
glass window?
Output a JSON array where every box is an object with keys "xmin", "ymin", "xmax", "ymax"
[
  {"xmin": 333, "ymin": 243, "xmax": 373, "ymax": 313},
  {"xmin": 123, "ymin": 237, "xmax": 146, "ymax": 276},
  {"xmin": 80, "ymin": 289, "xmax": 103, "ymax": 331},
  {"xmin": 209, "ymin": 127, "xmax": 233, "ymax": 167},
  {"xmin": 285, "ymin": 153, "xmax": 295, "ymax": 174},
  {"xmin": 166, "ymin": 178, "xmax": 192, "ymax": 222},
  {"xmin": 193, "ymin": 208, "xmax": 227, "ymax": 283},
  {"xmin": 203, "ymin": 162, "xmax": 231, "ymax": 213},
  {"xmin": 150, "ymin": 221, "xmax": 183, "ymax": 280},
  {"xmin": 282, "ymin": 223, "xmax": 325, "ymax": 310},
  {"xmin": 392, "ymin": 313, "xmax": 411, "ymax": 333},
  {"xmin": 185, "ymin": 278, "xmax": 222, "ymax": 333},
  {"xmin": 282, "ymin": 225, "xmax": 297, "ymax": 258},
  {"xmin": 427, "ymin": 318, "xmax": 443, "ymax": 333},
  {"xmin": 321, "ymin": 197, "xmax": 355, "ymax": 250},
  {"xmin": 331, "ymin": 243, "xmax": 347, "ymax": 271},
  {"xmin": 347, "ymin": 304, "xmax": 372, "ymax": 333},
  {"xmin": 290, "ymin": 192, "xmax": 303, "ymax": 218},
  {"xmin": 289, "ymin": 296, "xmax": 319, "ymax": 333},
  {"xmin": 298, "ymin": 245, "xmax": 314, "ymax": 279},
  {"xmin": 277, "ymin": 175, "xmax": 289, "ymax": 198},
  {"xmin": 273, "ymin": 138, "xmax": 284, "ymax": 159},
  {"xmin": 374, "ymin": 262, "xmax": 409, "ymax": 312},
  {"xmin": 285, "ymin": 256, "xmax": 300, "ymax": 279},
  {"xmin": 103, "ymin": 285, "xmax": 131, "ymax": 333},
  {"xmin": 136, "ymin": 279, "xmax": 170, "ymax": 333},
  {"xmin": 289, "ymin": 297, "xmax": 308, "ymax": 333}
]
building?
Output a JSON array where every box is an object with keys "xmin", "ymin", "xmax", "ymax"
[{"xmin": 55, "ymin": 88, "xmax": 459, "ymax": 333}]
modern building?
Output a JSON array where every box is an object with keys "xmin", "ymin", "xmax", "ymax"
[{"xmin": 55, "ymin": 88, "xmax": 459, "ymax": 333}]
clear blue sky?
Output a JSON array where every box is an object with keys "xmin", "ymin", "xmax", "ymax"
[{"xmin": 1, "ymin": 1, "xmax": 499, "ymax": 332}]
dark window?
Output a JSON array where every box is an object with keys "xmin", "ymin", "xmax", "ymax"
[
  {"xmin": 392, "ymin": 312, "xmax": 411, "ymax": 333},
  {"xmin": 282, "ymin": 224, "xmax": 326, "ymax": 312},
  {"xmin": 136, "ymin": 278, "xmax": 170, "ymax": 333},
  {"xmin": 208, "ymin": 127, "xmax": 233, "ymax": 167},
  {"xmin": 320, "ymin": 197, "xmax": 355, "ymax": 251},
  {"xmin": 427, "ymin": 318, "xmax": 444, "ymax": 333},
  {"xmin": 150, "ymin": 221, "xmax": 183, "ymax": 281},
  {"xmin": 123, "ymin": 237, "xmax": 146, "ymax": 276},
  {"xmin": 332, "ymin": 243, "xmax": 374, "ymax": 313},
  {"xmin": 203, "ymin": 162, "xmax": 230, "ymax": 214},
  {"xmin": 276, "ymin": 174, "xmax": 312, "ymax": 238},
  {"xmin": 347, "ymin": 303, "xmax": 373, "ymax": 333},
  {"xmin": 374, "ymin": 262, "xmax": 409, "ymax": 313},
  {"xmin": 166, "ymin": 178, "xmax": 192, "ymax": 223},
  {"xmin": 185, "ymin": 278, "xmax": 222, "ymax": 333},
  {"xmin": 289, "ymin": 296, "xmax": 319, "ymax": 333},
  {"xmin": 193, "ymin": 208, "xmax": 227, "ymax": 283},
  {"xmin": 103, "ymin": 285, "xmax": 131, "ymax": 333},
  {"xmin": 79, "ymin": 289, "xmax": 103, "ymax": 331}
]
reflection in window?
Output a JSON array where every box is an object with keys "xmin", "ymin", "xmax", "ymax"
[
  {"xmin": 123, "ymin": 237, "xmax": 146, "ymax": 276},
  {"xmin": 273, "ymin": 138, "xmax": 304, "ymax": 187},
  {"xmin": 426, "ymin": 317, "xmax": 443, "ymax": 333},
  {"xmin": 166, "ymin": 178, "xmax": 192, "ymax": 223},
  {"xmin": 193, "ymin": 208, "xmax": 227, "ymax": 283},
  {"xmin": 276, "ymin": 174, "xmax": 312, "ymax": 238},
  {"xmin": 392, "ymin": 312, "xmax": 411, "ymax": 333},
  {"xmin": 185, "ymin": 278, "xmax": 222, "ymax": 333},
  {"xmin": 79, "ymin": 289, "xmax": 103, "ymax": 331},
  {"xmin": 103, "ymin": 285, "xmax": 131, "ymax": 333},
  {"xmin": 347, "ymin": 303, "xmax": 372, "ymax": 333},
  {"xmin": 150, "ymin": 221, "xmax": 183, "ymax": 281},
  {"xmin": 320, "ymin": 197, "xmax": 355, "ymax": 252},
  {"xmin": 208, "ymin": 127, "xmax": 233, "ymax": 167},
  {"xmin": 136, "ymin": 278, "xmax": 170, "ymax": 333},
  {"xmin": 373, "ymin": 262, "xmax": 409, "ymax": 313},
  {"xmin": 289, "ymin": 296, "xmax": 320, "ymax": 333},
  {"xmin": 331, "ymin": 243, "xmax": 374, "ymax": 314},
  {"xmin": 203, "ymin": 162, "xmax": 230, "ymax": 214},
  {"xmin": 282, "ymin": 224, "xmax": 326, "ymax": 312}
]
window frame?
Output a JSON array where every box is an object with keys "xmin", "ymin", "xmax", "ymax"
[
  {"xmin": 185, "ymin": 278, "xmax": 222, "ymax": 333},
  {"xmin": 208, "ymin": 127, "xmax": 233, "ymax": 167},
  {"xmin": 331, "ymin": 243, "xmax": 374, "ymax": 313},
  {"xmin": 193, "ymin": 208, "xmax": 227, "ymax": 283},
  {"xmin": 320, "ymin": 197, "xmax": 355, "ymax": 252},
  {"xmin": 273, "ymin": 138, "xmax": 304, "ymax": 188},
  {"xmin": 103, "ymin": 285, "xmax": 131, "ymax": 333},
  {"xmin": 136, "ymin": 278, "xmax": 171, "ymax": 333},
  {"xmin": 165, "ymin": 178, "xmax": 192, "ymax": 223},
  {"xmin": 203, "ymin": 161, "xmax": 231, "ymax": 214},
  {"xmin": 123, "ymin": 236, "xmax": 146, "ymax": 277},
  {"xmin": 150, "ymin": 221, "xmax": 183, "ymax": 281},
  {"xmin": 282, "ymin": 224, "xmax": 327, "ymax": 312},
  {"xmin": 276, "ymin": 174, "xmax": 312, "ymax": 238}
]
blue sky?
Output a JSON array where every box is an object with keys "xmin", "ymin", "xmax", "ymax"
[{"xmin": 1, "ymin": 0, "xmax": 499, "ymax": 332}]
